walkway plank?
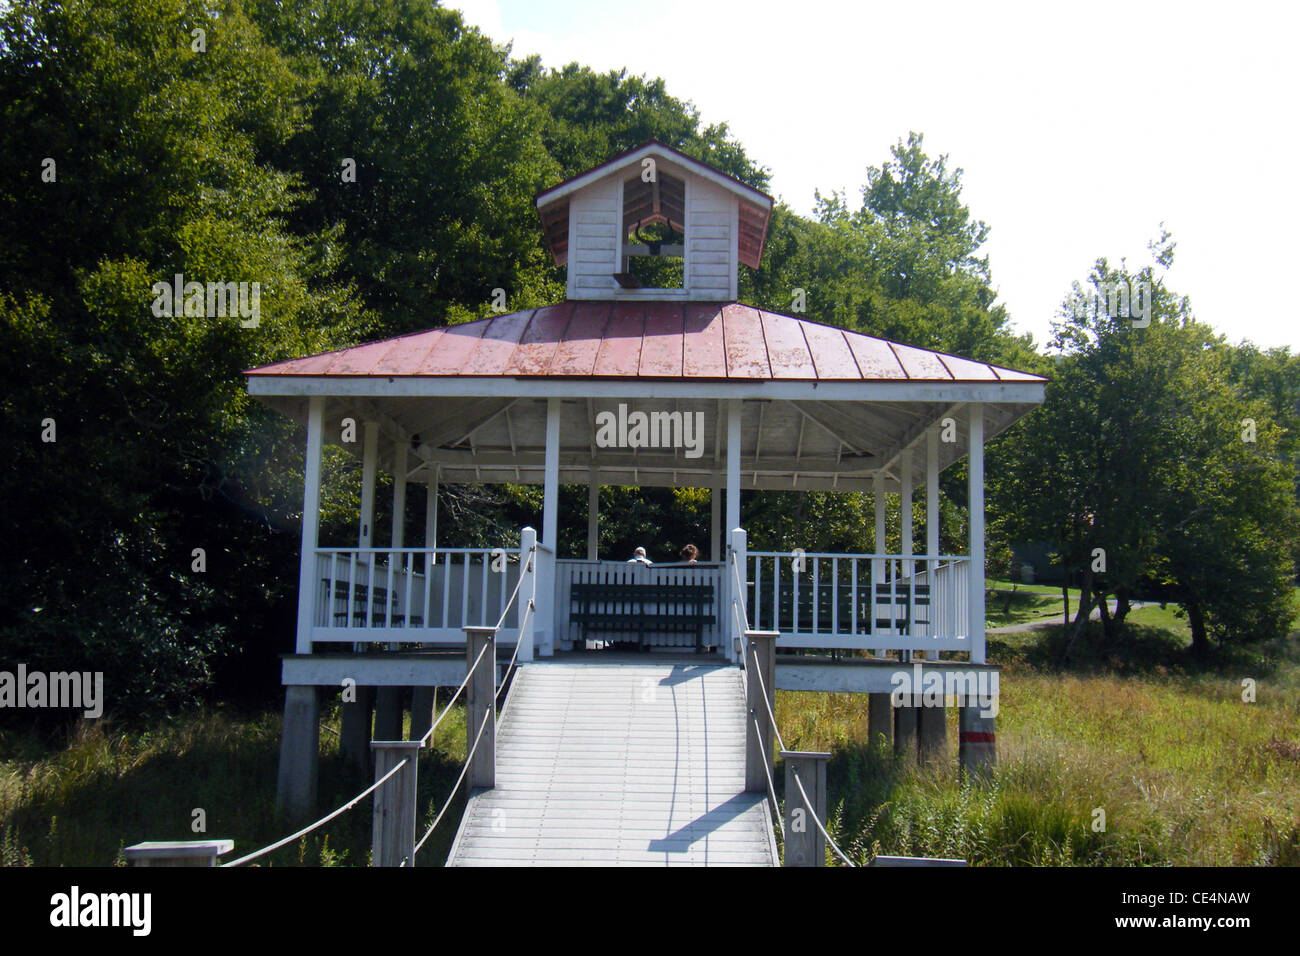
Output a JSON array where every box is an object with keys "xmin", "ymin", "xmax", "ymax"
[{"xmin": 447, "ymin": 661, "xmax": 778, "ymax": 867}]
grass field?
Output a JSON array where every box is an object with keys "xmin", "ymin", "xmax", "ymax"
[{"xmin": 2, "ymin": 593, "xmax": 1298, "ymax": 866}]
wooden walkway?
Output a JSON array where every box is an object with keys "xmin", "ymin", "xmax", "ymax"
[{"xmin": 447, "ymin": 659, "xmax": 779, "ymax": 866}]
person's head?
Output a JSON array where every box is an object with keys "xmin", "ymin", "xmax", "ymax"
[
  {"xmin": 681, "ymin": 544, "xmax": 699, "ymax": 563},
  {"xmin": 633, "ymin": 547, "xmax": 647, "ymax": 558}
]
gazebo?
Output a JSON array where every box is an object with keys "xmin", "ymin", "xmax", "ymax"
[{"xmin": 246, "ymin": 142, "xmax": 1046, "ymax": 814}]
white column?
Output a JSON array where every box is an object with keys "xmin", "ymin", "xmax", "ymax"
[
  {"xmin": 359, "ymin": 422, "xmax": 378, "ymax": 548},
  {"xmin": 726, "ymin": 400, "xmax": 741, "ymax": 534},
  {"xmin": 294, "ymin": 397, "xmax": 325, "ymax": 654},
  {"xmin": 391, "ymin": 439, "xmax": 407, "ymax": 550},
  {"xmin": 425, "ymin": 466, "xmax": 438, "ymax": 551},
  {"xmin": 873, "ymin": 470, "xmax": 886, "ymax": 656},
  {"xmin": 710, "ymin": 477, "xmax": 722, "ymax": 563},
  {"xmin": 926, "ymin": 427, "xmax": 940, "ymax": 652},
  {"xmin": 729, "ymin": 526, "xmax": 748, "ymax": 664},
  {"xmin": 900, "ymin": 449, "xmax": 913, "ymax": 564},
  {"xmin": 586, "ymin": 465, "xmax": 598, "ymax": 561},
  {"xmin": 968, "ymin": 404, "xmax": 986, "ymax": 664},
  {"xmin": 537, "ymin": 397, "xmax": 560, "ymax": 656},
  {"xmin": 926, "ymin": 429, "xmax": 940, "ymax": 559}
]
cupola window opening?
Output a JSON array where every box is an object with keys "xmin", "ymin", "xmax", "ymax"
[{"xmin": 617, "ymin": 170, "xmax": 685, "ymax": 291}]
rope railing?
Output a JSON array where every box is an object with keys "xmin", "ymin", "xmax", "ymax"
[
  {"xmin": 789, "ymin": 764, "xmax": 856, "ymax": 866},
  {"xmin": 407, "ymin": 701, "xmax": 492, "ymax": 863},
  {"xmin": 404, "ymin": 544, "xmax": 536, "ymax": 864},
  {"xmin": 222, "ymin": 756, "xmax": 410, "ymax": 867},
  {"xmin": 729, "ymin": 549, "xmax": 750, "ymax": 634},
  {"xmin": 745, "ymin": 635, "xmax": 856, "ymax": 866},
  {"xmin": 750, "ymin": 713, "xmax": 784, "ymax": 842}
]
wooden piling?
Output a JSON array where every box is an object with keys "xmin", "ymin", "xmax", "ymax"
[{"xmin": 781, "ymin": 750, "xmax": 830, "ymax": 867}]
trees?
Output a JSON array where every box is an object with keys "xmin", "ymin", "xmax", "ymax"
[{"xmin": 991, "ymin": 241, "xmax": 1300, "ymax": 653}]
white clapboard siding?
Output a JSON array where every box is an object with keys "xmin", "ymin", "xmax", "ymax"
[
  {"xmin": 567, "ymin": 178, "xmax": 620, "ymax": 298},
  {"xmin": 446, "ymin": 661, "xmax": 778, "ymax": 866},
  {"xmin": 686, "ymin": 178, "xmax": 736, "ymax": 299}
]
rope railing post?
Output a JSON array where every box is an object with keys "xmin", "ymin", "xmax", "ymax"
[
  {"xmin": 744, "ymin": 630, "xmax": 778, "ymax": 795},
  {"xmin": 464, "ymin": 625, "xmax": 497, "ymax": 793},
  {"xmin": 370, "ymin": 741, "xmax": 422, "ymax": 867},
  {"xmin": 728, "ymin": 528, "xmax": 748, "ymax": 663},
  {"xmin": 520, "ymin": 526, "xmax": 538, "ymax": 660},
  {"xmin": 781, "ymin": 749, "xmax": 830, "ymax": 867}
]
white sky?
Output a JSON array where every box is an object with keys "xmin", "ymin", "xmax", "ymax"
[{"xmin": 452, "ymin": 0, "xmax": 1299, "ymax": 353}]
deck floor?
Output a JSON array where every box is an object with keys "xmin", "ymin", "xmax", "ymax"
[{"xmin": 447, "ymin": 660, "xmax": 778, "ymax": 866}]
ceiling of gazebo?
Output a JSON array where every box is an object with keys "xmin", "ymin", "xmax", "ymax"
[{"xmin": 255, "ymin": 393, "xmax": 1039, "ymax": 493}]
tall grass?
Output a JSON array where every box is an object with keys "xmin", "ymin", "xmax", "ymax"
[{"xmin": 0, "ymin": 700, "xmax": 471, "ymax": 866}]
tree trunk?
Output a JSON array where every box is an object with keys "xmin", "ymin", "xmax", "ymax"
[
  {"xmin": 1095, "ymin": 586, "xmax": 1114, "ymax": 640},
  {"xmin": 1062, "ymin": 578, "xmax": 1070, "ymax": 627},
  {"xmin": 1187, "ymin": 597, "xmax": 1209, "ymax": 656},
  {"xmin": 1113, "ymin": 586, "xmax": 1131, "ymax": 627},
  {"xmin": 1065, "ymin": 563, "xmax": 1094, "ymax": 661}
]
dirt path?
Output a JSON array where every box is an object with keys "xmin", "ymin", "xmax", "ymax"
[{"xmin": 987, "ymin": 599, "xmax": 1152, "ymax": 634}]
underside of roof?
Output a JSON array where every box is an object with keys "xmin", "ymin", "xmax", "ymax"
[
  {"xmin": 250, "ymin": 394, "xmax": 1037, "ymax": 494},
  {"xmin": 246, "ymin": 301, "xmax": 1045, "ymax": 493}
]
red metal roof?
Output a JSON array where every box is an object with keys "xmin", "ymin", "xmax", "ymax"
[{"xmin": 244, "ymin": 302, "xmax": 1046, "ymax": 383}]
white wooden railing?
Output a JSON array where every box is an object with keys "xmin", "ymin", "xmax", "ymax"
[
  {"xmin": 311, "ymin": 546, "xmax": 525, "ymax": 644},
  {"xmin": 745, "ymin": 551, "xmax": 971, "ymax": 652}
]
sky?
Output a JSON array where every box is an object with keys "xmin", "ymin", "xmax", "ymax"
[{"xmin": 450, "ymin": 0, "xmax": 1299, "ymax": 353}]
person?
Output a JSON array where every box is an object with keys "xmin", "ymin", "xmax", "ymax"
[
  {"xmin": 680, "ymin": 544, "xmax": 699, "ymax": 564},
  {"xmin": 627, "ymin": 546, "xmax": 653, "ymax": 566}
]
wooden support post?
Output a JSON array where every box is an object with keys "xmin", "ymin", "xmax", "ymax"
[
  {"xmin": 959, "ymin": 703, "xmax": 997, "ymax": 779},
  {"xmin": 918, "ymin": 703, "xmax": 947, "ymax": 765},
  {"xmin": 374, "ymin": 686, "xmax": 403, "ymax": 741},
  {"xmin": 968, "ymin": 404, "xmax": 986, "ymax": 664},
  {"xmin": 781, "ymin": 750, "xmax": 830, "ymax": 867},
  {"xmin": 294, "ymin": 397, "xmax": 324, "ymax": 654},
  {"xmin": 726, "ymin": 400, "xmax": 741, "ymax": 534},
  {"xmin": 868, "ymin": 693, "xmax": 894, "ymax": 751},
  {"xmin": 710, "ymin": 477, "xmax": 722, "ymax": 563},
  {"xmin": 536, "ymin": 397, "xmax": 559, "ymax": 658},
  {"xmin": 125, "ymin": 840, "xmax": 233, "ymax": 867},
  {"xmin": 586, "ymin": 466, "xmax": 599, "ymax": 561},
  {"xmin": 520, "ymin": 526, "xmax": 538, "ymax": 657},
  {"xmin": 873, "ymin": 471, "xmax": 886, "ymax": 658},
  {"xmin": 464, "ymin": 626, "xmax": 497, "ymax": 791},
  {"xmin": 409, "ymin": 686, "xmax": 434, "ymax": 742},
  {"xmin": 276, "ymin": 685, "xmax": 320, "ymax": 819},
  {"xmin": 728, "ymin": 527, "xmax": 747, "ymax": 663},
  {"xmin": 900, "ymin": 449, "xmax": 913, "ymax": 664},
  {"xmin": 744, "ymin": 630, "xmax": 778, "ymax": 794},
  {"xmin": 370, "ymin": 740, "xmax": 422, "ymax": 867},
  {"xmin": 894, "ymin": 700, "xmax": 919, "ymax": 759},
  {"xmin": 359, "ymin": 422, "xmax": 378, "ymax": 548},
  {"xmin": 340, "ymin": 685, "xmax": 375, "ymax": 773}
]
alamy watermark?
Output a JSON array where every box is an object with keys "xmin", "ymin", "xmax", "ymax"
[
  {"xmin": 0, "ymin": 665, "xmax": 103, "ymax": 718},
  {"xmin": 890, "ymin": 663, "xmax": 999, "ymax": 718},
  {"xmin": 1067, "ymin": 279, "xmax": 1151, "ymax": 328},
  {"xmin": 151, "ymin": 272, "xmax": 260, "ymax": 327},
  {"xmin": 594, "ymin": 403, "xmax": 705, "ymax": 459}
]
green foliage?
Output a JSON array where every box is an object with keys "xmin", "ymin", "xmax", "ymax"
[{"xmin": 991, "ymin": 242, "xmax": 1300, "ymax": 650}]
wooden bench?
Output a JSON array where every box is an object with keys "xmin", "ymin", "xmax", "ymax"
[
  {"xmin": 748, "ymin": 580, "xmax": 929, "ymax": 635},
  {"xmin": 570, "ymin": 583, "xmax": 715, "ymax": 651},
  {"xmin": 321, "ymin": 579, "xmax": 423, "ymax": 628}
]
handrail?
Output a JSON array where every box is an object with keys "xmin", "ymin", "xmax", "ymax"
[
  {"xmin": 222, "ymin": 756, "xmax": 410, "ymax": 867},
  {"xmin": 746, "ymin": 635, "xmax": 855, "ymax": 866},
  {"xmin": 315, "ymin": 546, "xmax": 523, "ymax": 555},
  {"xmin": 746, "ymin": 550, "xmax": 970, "ymax": 561},
  {"xmin": 405, "ymin": 544, "xmax": 536, "ymax": 864}
]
